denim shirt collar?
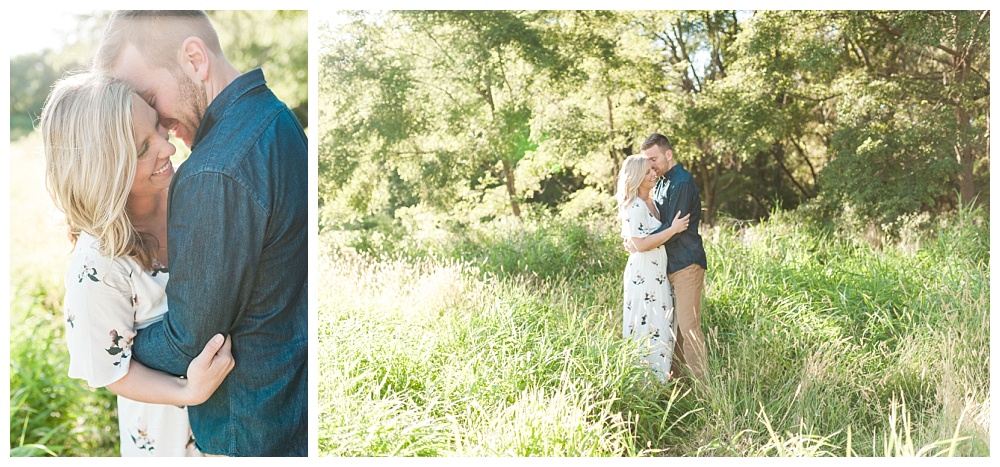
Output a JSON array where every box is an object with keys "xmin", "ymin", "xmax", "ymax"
[
  {"xmin": 191, "ymin": 68, "xmax": 267, "ymax": 150},
  {"xmin": 663, "ymin": 161, "xmax": 684, "ymax": 180}
]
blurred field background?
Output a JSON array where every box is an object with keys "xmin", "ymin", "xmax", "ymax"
[{"xmin": 8, "ymin": 10, "xmax": 306, "ymax": 456}]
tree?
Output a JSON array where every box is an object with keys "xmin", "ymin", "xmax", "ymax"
[
  {"xmin": 318, "ymin": 10, "xmax": 989, "ymax": 233},
  {"xmin": 210, "ymin": 10, "xmax": 308, "ymax": 127},
  {"xmin": 815, "ymin": 11, "xmax": 990, "ymax": 225}
]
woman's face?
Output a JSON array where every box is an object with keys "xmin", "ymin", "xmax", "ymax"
[
  {"xmin": 639, "ymin": 164, "xmax": 657, "ymax": 191},
  {"xmin": 129, "ymin": 93, "xmax": 176, "ymax": 197}
]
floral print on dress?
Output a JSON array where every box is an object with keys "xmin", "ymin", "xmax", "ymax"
[
  {"xmin": 151, "ymin": 260, "xmax": 169, "ymax": 277},
  {"xmin": 106, "ymin": 328, "xmax": 136, "ymax": 367},
  {"xmin": 129, "ymin": 417, "xmax": 156, "ymax": 453},
  {"xmin": 78, "ymin": 258, "xmax": 99, "ymax": 283}
]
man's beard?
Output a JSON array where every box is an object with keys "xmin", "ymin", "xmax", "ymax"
[{"xmin": 176, "ymin": 73, "xmax": 208, "ymax": 145}]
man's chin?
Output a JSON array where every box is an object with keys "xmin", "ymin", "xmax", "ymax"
[{"xmin": 172, "ymin": 129, "xmax": 194, "ymax": 149}]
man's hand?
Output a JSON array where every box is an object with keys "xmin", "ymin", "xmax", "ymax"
[{"xmin": 183, "ymin": 334, "xmax": 235, "ymax": 405}]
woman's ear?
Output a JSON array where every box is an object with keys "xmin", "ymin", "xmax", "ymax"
[{"xmin": 178, "ymin": 37, "xmax": 211, "ymax": 82}]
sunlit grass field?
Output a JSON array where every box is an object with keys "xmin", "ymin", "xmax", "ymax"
[{"xmin": 317, "ymin": 203, "xmax": 989, "ymax": 456}]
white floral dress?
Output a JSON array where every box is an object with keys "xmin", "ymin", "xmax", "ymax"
[
  {"xmin": 64, "ymin": 232, "xmax": 199, "ymax": 456},
  {"xmin": 621, "ymin": 198, "xmax": 677, "ymax": 381}
]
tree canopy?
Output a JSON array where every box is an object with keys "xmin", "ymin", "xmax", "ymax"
[{"xmin": 319, "ymin": 10, "xmax": 989, "ymax": 233}]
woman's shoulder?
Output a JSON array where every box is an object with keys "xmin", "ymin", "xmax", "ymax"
[
  {"xmin": 66, "ymin": 232, "xmax": 137, "ymax": 289},
  {"xmin": 620, "ymin": 198, "xmax": 641, "ymax": 221},
  {"xmin": 627, "ymin": 198, "xmax": 653, "ymax": 218}
]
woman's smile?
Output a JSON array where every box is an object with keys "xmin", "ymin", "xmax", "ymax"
[{"xmin": 152, "ymin": 160, "xmax": 172, "ymax": 176}]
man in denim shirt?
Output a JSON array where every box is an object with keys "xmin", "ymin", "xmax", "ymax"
[
  {"xmin": 95, "ymin": 11, "xmax": 307, "ymax": 456},
  {"xmin": 640, "ymin": 133, "xmax": 708, "ymax": 385}
]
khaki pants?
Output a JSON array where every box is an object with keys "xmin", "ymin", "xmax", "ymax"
[{"xmin": 668, "ymin": 264, "xmax": 707, "ymax": 383}]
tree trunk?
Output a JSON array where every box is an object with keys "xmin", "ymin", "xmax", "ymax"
[
  {"xmin": 607, "ymin": 95, "xmax": 619, "ymax": 194},
  {"xmin": 954, "ymin": 57, "xmax": 977, "ymax": 206},
  {"xmin": 501, "ymin": 157, "xmax": 521, "ymax": 218},
  {"xmin": 955, "ymin": 105, "xmax": 976, "ymax": 206},
  {"xmin": 695, "ymin": 140, "xmax": 717, "ymax": 226},
  {"xmin": 773, "ymin": 143, "xmax": 810, "ymax": 198}
]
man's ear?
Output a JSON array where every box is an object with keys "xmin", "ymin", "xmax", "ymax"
[{"xmin": 178, "ymin": 37, "xmax": 211, "ymax": 82}]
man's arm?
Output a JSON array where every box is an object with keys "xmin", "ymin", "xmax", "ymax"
[
  {"xmin": 629, "ymin": 211, "xmax": 690, "ymax": 252},
  {"xmin": 131, "ymin": 171, "xmax": 265, "ymax": 376},
  {"xmin": 106, "ymin": 334, "xmax": 233, "ymax": 406},
  {"xmin": 650, "ymin": 179, "xmax": 697, "ymax": 242}
]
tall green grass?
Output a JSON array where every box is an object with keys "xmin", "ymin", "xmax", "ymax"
[
  {"xmin": 9, "ymin": 278, "xmax": 119, "ymax": 457},
  {"xmin": 318, "ymin": 204, "xmax": 989, "ymax": 456},
  {"xmin": 9, "ymin": 134, "xmax": 119, "ymax": 456}
]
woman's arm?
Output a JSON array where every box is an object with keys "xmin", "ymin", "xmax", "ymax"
[
  {"xmin": 106, "ymin": 333, "xmax": 234, "ymax": 406},
  {"xmin": 630, "ymin": 211, "xmax": 690, "ymax": 252}
]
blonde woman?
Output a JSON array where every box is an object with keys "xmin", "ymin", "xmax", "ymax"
[
  {"xmin": 40, "ymin": 72, "xmax": 234, "ymax": 456},
  {"xmin": 616, "ymin": 155, "xmax": 690, "ymax": 382}
]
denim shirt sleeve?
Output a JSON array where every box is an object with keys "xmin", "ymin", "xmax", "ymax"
[
  {"xmin": 653, "ymin": 178, "xmax": 697, "ymax": 244},
  {"xmin": 131, "ymin": 171, "xmax": 265, "ymax": 376}
]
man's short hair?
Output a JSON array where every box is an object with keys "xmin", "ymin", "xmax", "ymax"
[
  {"xmin": 641, "ymin": 133, "xmax": 673, "ymax": 152},
  {"xmin": 94, "ymin": 10, "xmax": 223, "ymax": 73}
]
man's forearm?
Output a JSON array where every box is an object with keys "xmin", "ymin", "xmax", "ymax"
[{"xmin": 131, "ymin": 320, "xmax": 195, "ymax": 376}]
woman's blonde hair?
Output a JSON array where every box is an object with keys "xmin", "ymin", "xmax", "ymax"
[
  {"xmin": 40, "ymin": 72, "xmax": 159, "ymax": 270},
  {"xmin": 615, "ymin": 155, "xmax": 651, "ymax": 219}
]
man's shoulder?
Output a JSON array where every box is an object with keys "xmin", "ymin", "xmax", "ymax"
[
  {"xmin": 191, "ymin": 101, "xmax": 302, "ymax": 166},
  {"xmin": 670, "ymin": 166, "xmax": 696, "ymax": 186}
]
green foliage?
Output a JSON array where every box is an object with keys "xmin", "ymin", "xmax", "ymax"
[
  {"xmin": 321, "ymin": 11, "xmax": 573, "ymax": 220},
  {"xmin": 10, "ymin": 279, "xmax": 119, "ymax": 457},
  {"xmin": 821, "ymin": 85, "xmax": 960, "ymax": 227},
  {"xmin": 821, "ymin": 11, "xmax": 990, "ymax": 217},
  {"xmin": 9, "ymin": 10, "xmax": 308, "ymax": 141},
  {"xmin": 320, "ymin": 10, "xmax": 989, "ymax": 229},
  {"xmin": 9, "ymin": 51, "xmax": 85, "ymax": 140},
  {"xmin": 210, "ymin": 10, "xmax": 308, "ymax": 126}
]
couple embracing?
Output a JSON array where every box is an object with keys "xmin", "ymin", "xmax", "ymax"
[
  {"xmin": 40, "ymin": 11, "xmax": 307, "ymax": 456},
  {"xmin": 616, "ymin": 134, "xmax": 708, "ymax": 386}
]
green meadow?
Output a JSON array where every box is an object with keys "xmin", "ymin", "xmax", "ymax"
[{"xmin": 316, "ymin": 206, "xmax": 989, "ymax": 456}]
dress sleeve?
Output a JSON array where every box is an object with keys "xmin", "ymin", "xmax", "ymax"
[
  {"xmin": 621, "ymin": 201, "xmax": 648, "ymax": 239},
  {"xmin": 64, "ymin": 253, "xmax": 137, "ymax": 388}
]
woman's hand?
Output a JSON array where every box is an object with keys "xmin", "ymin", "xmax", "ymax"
[
  {"xmin": 183, "ymin": 333, "xmax": 235, "ymax": 405},
  {"xmin": 671, "ymin": 211, "xmax": 691, "ymax": 234},
  {"xmin": 622, "ymin": 237, "xmax": 638, "ymax": 253}
]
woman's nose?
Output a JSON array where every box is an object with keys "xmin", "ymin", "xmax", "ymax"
[{"xmin": 162, "ymin": 141, "xmax": 176, "ymax": 158}]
